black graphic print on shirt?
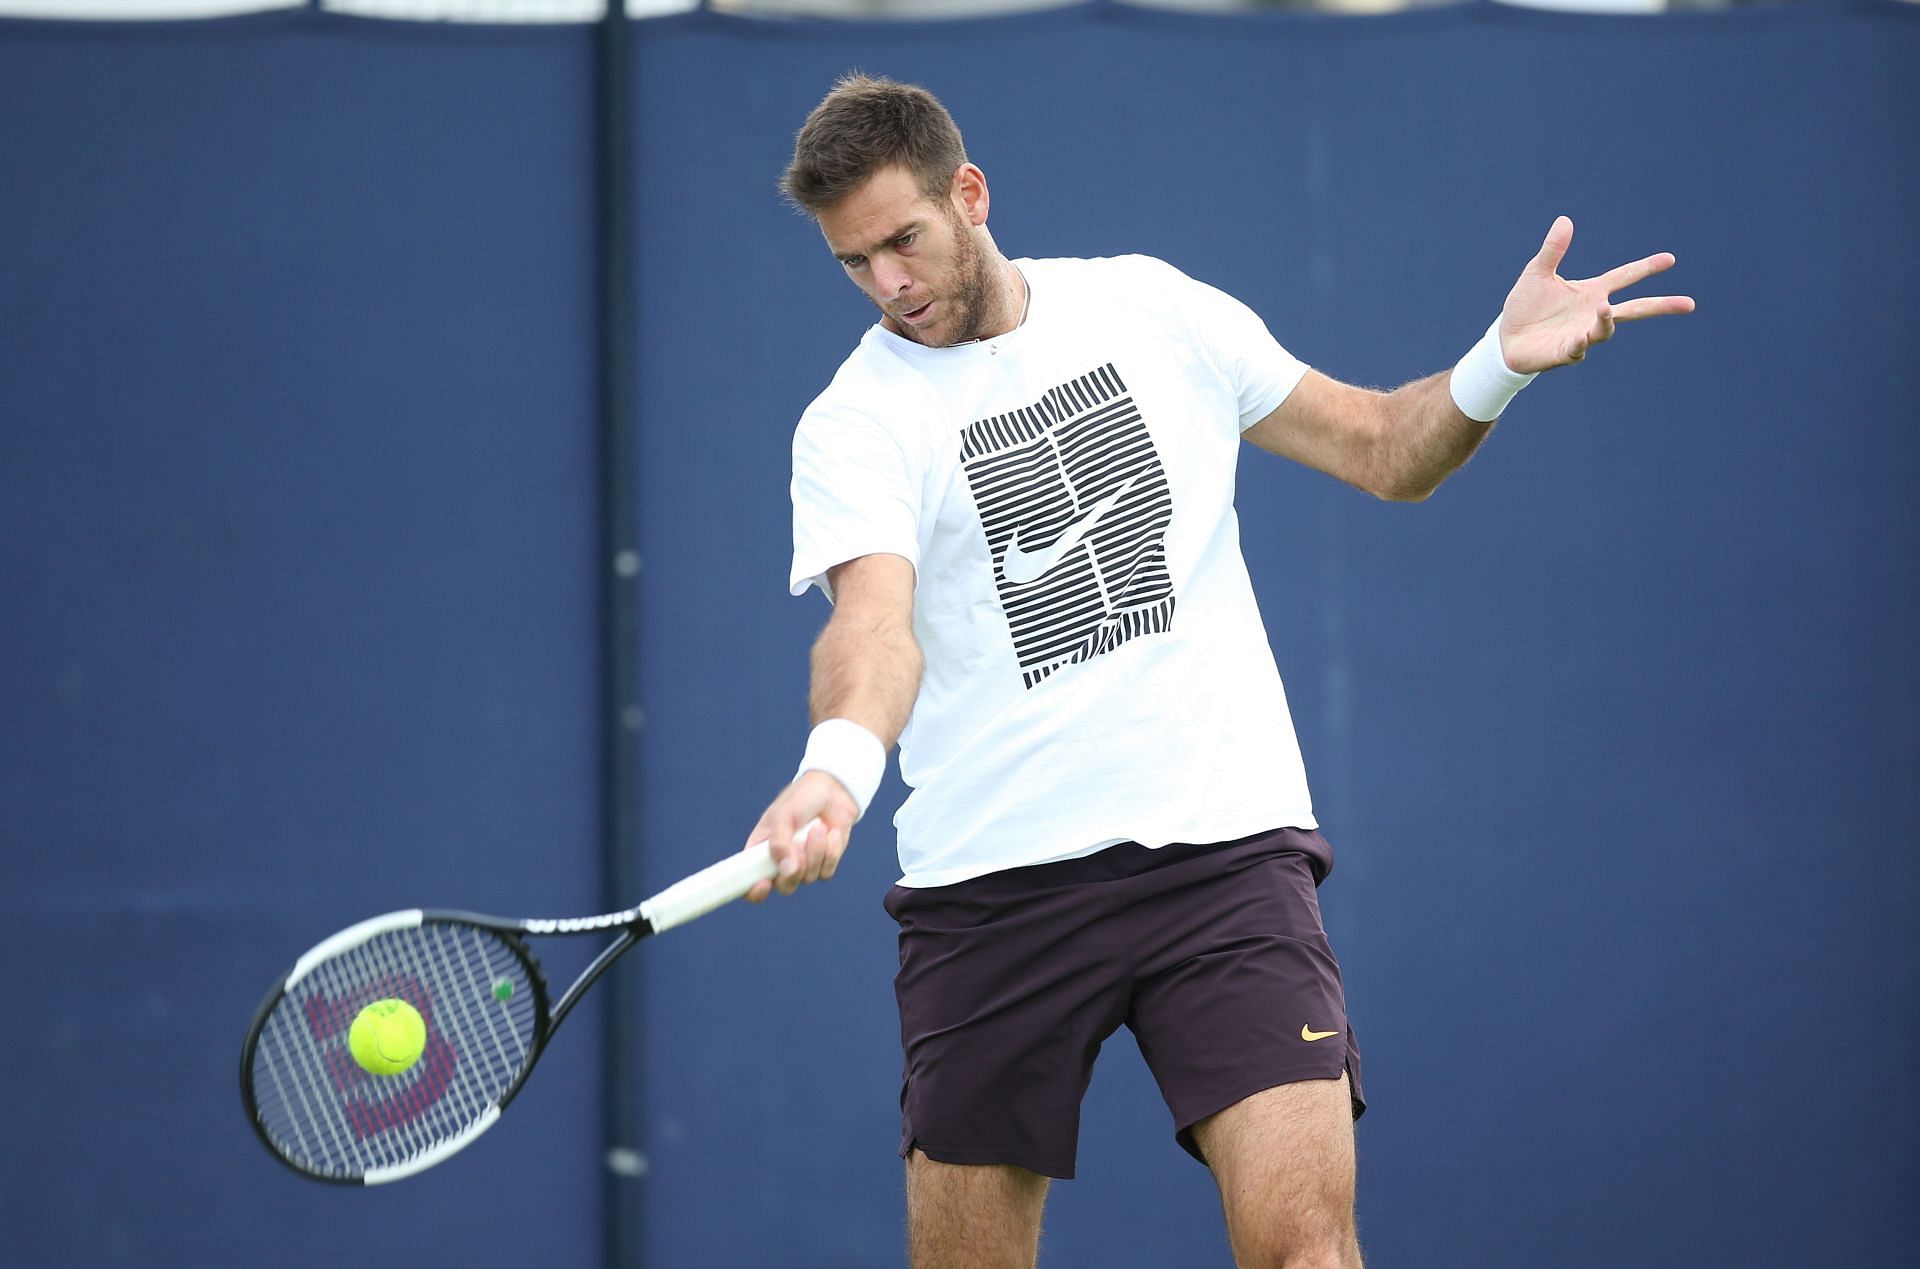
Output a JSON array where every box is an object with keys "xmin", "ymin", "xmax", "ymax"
[{"xmin": 961, "ymin": 363, "xmax": 1176, "ymax": 689}]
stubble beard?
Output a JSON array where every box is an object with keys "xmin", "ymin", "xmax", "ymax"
[{"xmin": 894, "ymin": 212, "xmax": 997, "ymax": 349}]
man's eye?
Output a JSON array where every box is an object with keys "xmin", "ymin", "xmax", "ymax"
[
  {"xmin": 842, "ymin": 256, "xmax": 866, "ymax": 270},
  {"xmin": 896, "ymin": 233, "xmax": 916, "ymax": 250}
]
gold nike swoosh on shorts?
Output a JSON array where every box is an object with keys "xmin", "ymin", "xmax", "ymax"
[{"xmin": 1300, "ymin": 1025, "xmax": 1339, "ymax": 1042}]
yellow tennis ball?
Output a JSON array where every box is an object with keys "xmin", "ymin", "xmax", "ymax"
[{"xmin": 348, "ymin": 998, "xmax": 426, "ymax": 1076}]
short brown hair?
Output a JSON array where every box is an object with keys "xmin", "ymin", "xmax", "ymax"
[{"xmin": 781, "ymin": 73, "xmax": 969, "ymax": 216}]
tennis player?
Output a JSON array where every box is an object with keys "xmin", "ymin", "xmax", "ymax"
[{"xmin": 743, "ymin": 75, "xmax": 1691, "ymax": 1269}]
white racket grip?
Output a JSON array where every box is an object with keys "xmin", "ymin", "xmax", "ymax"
[{"xmin": 638, "ymin": 818, "xmax": 818, "ymax": 934}]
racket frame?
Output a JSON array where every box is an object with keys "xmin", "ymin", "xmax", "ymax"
[
  {"xmin": 240, "ymin": 840, "xmax": 779, "ymax": 1184},
  {"xmin": 240, "ymin": 908, "xmax": 562, "ymax": 1185}
]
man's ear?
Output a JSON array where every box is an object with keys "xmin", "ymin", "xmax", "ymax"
[{"xmin": 951, "ymin": 163, "xmax": 990, "ymax": 228}]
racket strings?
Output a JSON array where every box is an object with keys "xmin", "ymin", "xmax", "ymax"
[{"xmin": 249, "ymin": 922, "xmax": 540, "ymax": 1180}]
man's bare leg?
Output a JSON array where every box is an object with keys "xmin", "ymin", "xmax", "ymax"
[
  {"xmin": 904, "ymin": 1149, "xmax": 1050, "ymax": 1269},
  {"xmin": 1190, "ymin": 1074, "xmax": 1362, "ymax": 1269}
]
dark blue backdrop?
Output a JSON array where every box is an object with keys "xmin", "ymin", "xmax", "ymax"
[
  {"xmin": 2, "ymin": 3, "xmax": 1915, "ymax": 1266},
  {"xmin": 0, "ymin": 15, "xmax": 608, "ymax": 1266}
]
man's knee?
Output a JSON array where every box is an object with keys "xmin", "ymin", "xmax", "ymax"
[{"xmin": 1228, "ymin": 1224, "xmax": 1360, "ymax": 1269}]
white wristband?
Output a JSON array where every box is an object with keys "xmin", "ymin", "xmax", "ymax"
[
  {"xmin": 795, "ymin": 719, "xmax": 886, "ymax": 820},
  {"xmin": 1448, "ymin": 319, "xmax": 1537, "ymax": 423}
]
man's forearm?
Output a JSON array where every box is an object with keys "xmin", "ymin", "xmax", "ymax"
[
  {"xmin": 808, "ymin": 605, "xmax": 923, "ymax": 750},
  {"xmin": 1370, "ymin": 370, "xmax": 1497, "ymax": 502}
]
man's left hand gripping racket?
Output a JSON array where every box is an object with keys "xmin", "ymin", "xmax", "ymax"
[{"xmin": 240, "ymin": 835, "xmax": 793, "ymax": 1184}]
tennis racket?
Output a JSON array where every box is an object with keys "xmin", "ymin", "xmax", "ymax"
[{"xmin": 240, "ymin": 831, "xmax": 802, "ymax": 1184}]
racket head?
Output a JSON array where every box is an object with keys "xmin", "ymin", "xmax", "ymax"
[{"xmin": 240, "ymin": 911, "xmax": 551, "ymax": 1184}]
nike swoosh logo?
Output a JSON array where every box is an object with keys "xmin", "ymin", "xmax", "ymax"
[
  {"xmin": 1001, "ymin": 473, "xmax": 1139, "ymax": 586},
  {"xmin": 1300, "ymin": 1025, "xmax": 1338, "ymax": 1042}
]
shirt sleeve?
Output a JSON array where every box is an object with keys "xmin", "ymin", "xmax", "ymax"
[
  {"xmin": 789, "ymin": 401, "xmax": 925, "ymax": 601},
  {"xmin": 1154, "ymin": 259, "xmax": 1309, "ymax": 431}
]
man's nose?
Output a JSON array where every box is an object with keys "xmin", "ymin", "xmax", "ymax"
[{"xmin": 872, "ymin": 258, "xmax": 911, "ymax": 300}]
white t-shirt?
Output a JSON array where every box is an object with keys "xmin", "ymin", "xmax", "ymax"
[{"xmin": 790, "ymin": 254, "xmax": 1317, "ymax": 888}]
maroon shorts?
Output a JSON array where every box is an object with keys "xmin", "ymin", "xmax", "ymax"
[{"xmin": 884, "ymin": 826, "xmax": 1364, "ymax": 1180}]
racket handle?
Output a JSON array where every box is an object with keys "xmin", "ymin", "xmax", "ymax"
[{"xmin": 638, "ymin": 818, "xmax": 817, "ymax": 934}]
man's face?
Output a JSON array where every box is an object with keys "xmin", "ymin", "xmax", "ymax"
[{"xmin": 817, "ymin": 164, "xmax": 994, "ymax": 348}]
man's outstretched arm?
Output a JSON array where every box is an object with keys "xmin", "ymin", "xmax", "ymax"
[
  {"xmin": 743, "ymin": 551, "xmax": 922, "ymax": 903},
  {"xmin": 1245, "ymin": 215, "xmax": 1695, "ymax": 501}
]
